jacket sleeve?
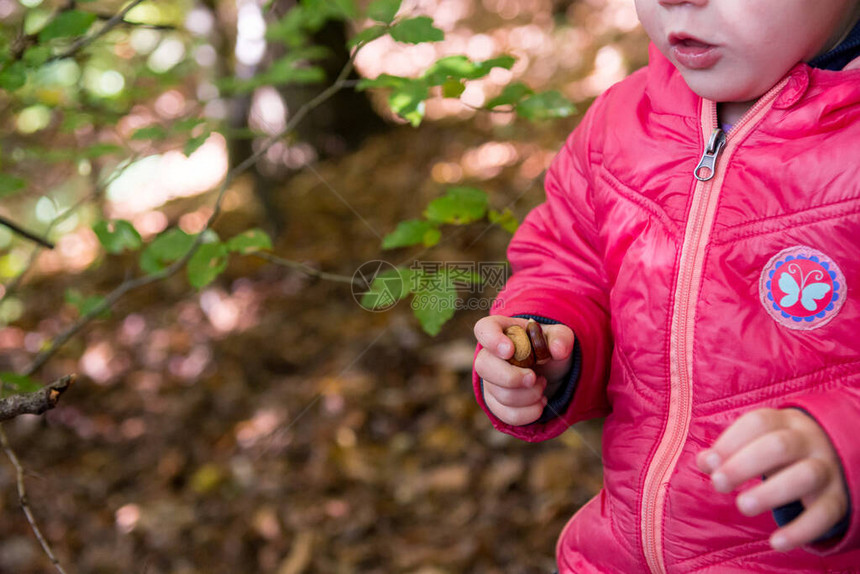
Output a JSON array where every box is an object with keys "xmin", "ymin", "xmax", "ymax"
[
  {"xmin": 776, "ymin": 388, "xmax": 860, "ymax": 554},
  {"xmin": 472, "ymin": 101, "xmax": 613, "ymax": 443}
]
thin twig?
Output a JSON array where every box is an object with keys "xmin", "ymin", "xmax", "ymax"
[
  {"xmin": 0, "ymin": 375, "xmax": 76, "ymax": 422},
  {"xmin": 0, "ymin": 215, "xmax": 55, "ymax": 249},
  {"xmin": 0, "ymin": 427, "xmax": 70, "ymax": 574},
  {"xmin": 93, "ymin": 13, "xmax": 175, "ymax": 30},
  {"xmin": 253, "ymin": 252, "xmax": 359, "ymax": 285},
  {"xmin": 48, "ymin": 0, "xmax": 149, "ymax": 62}
]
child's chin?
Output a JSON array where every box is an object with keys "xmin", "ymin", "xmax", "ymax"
[{"xmin": 680, "ymin": 73, "xmax": 766, "ymax": 106}]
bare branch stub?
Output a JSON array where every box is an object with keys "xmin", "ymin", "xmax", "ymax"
[
  {"xmin": 0, "ymin": 375, "xmax": 76, "ymax": 423},
  {"xmin": 0, "ymin": 215, "xmax": 55, "ymax": 250}
]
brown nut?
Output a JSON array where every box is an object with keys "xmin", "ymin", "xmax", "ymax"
[
  {"xmin": 526, "ymin": 319, "xmax": 552, "ymax": 365},
  {"xmin": 503, "ymin": 325, "xmax": 534, "ymax": 368}
]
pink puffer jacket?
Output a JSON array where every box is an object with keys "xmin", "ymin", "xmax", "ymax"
[{"xmin": 473, "ymin": 45, "xmax": 860, "ymax": 573}]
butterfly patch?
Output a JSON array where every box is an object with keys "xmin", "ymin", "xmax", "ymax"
[{"xmin": 760, "ymin": 246, "xmax": 846, "ymax": 330}]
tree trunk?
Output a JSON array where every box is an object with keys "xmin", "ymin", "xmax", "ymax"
[{"xmin": 211, "ymin": 0, "xmax": 389, "ymax": 237}]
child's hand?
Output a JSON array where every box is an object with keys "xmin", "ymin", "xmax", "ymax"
[
  {"xmin": 474, "ymin": 316, "xmax": 575, "ymax": 426},
  {"xmin": 696, "ymin": 408, "xmax": 848, "ymax": 552}
]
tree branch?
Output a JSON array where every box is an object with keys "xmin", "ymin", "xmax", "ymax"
[
  {"xmin": 48, "ymin": 0, "xmax": 149, "ymax": 62},
  {"xmin": 94, "ymin": 13, "xmax": 176, "ymax": 30},
  {"xmin": 253, "ymin": 252, "xmax": 359, "ymax": 285},
  {"xmin": 0, "ymin": 215, "xmax": 55, "ymax": 250},
  {"xmin": 0, "ymin": 426, "xmax": 70, "ymax": 574},
  {"xmin": 0, "ymin": 375, "xmax": 76, "ymax": 422}
]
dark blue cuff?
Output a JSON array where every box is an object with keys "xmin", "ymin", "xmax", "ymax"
[
  {"xmin": 772, "ymin": 500, "xmax": 850, "ymax": 543},
  {"xmin": 510, "ymin": 314, "xmax": 581, "ymax": 424}
]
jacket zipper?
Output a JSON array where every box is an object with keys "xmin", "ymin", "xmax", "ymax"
[{"xmin": 640, "ymin": 79, "xmax": 790, "ymax": 574}]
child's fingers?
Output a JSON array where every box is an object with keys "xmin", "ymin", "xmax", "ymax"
[
  {"xmin": 487, "ymin": 378, "xmax": 547, "ymax": 408},
  {"xmin": 768, "ymin": 487, "xmax": 849, "ymax": 552},
  {"xmin": 484, "ymin": 392, "xmax": 546, "ymax": 427},
  {"xmin": 735, "ymin": 459, "xmax": 832, "ymax": 517},
  {"xmin": 709, "ymin": 429, "xmax": 805, "ymax": 493},
  {"xmin": 474, "ymin": 315, "xmax": 524, "ymax": 359},
  {"xmin": 702, "ymin": 408, "xmax": 783, "ymax": 470},
  {"xmin": 474, "ymin": 348, "xmax": 536, "ymax": 389}
]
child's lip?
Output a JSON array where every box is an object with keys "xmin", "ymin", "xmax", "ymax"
[
  {"xmin": 667, "ymin": 33, "xmax": 720, "ymax": 70},
  {"xmin": 668, "ymin": 33, "xmax": 714, "ymax": 48}
]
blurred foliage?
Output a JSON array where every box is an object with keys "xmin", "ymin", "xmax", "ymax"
[{"xmin": 0, "ymin": 0, "xmax": 572, "ymax": 335}]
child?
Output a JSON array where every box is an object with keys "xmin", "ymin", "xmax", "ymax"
[{"xmin": 472, "ymin": 1, "xmax": 860, "ymax": 572}]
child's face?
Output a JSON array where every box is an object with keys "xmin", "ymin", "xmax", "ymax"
[{"xmin": 635, "ymin": 0, "xmax": 860, "ymax": 104}]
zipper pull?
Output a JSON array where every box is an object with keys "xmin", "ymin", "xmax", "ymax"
[{"xmin": 694, "ymin": 128, "xmax": 726, "ymax": 181}]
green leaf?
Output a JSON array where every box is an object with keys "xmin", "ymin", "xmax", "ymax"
[
  {"xmin": 39, "ymin": 10, "xmax": 98, "ymax": 42},
  {"xmin": 61, "ymin": 111, "xmax": 93, "ymax": 133},
  {"xmin": 441, "ymin": 78, "xmax": 465, "ymax": 98},
  {"xmin": 93, "ymin": 220, "xmax": 142, "ymax": 254},
  {"xmin": 425, "ymin": 187, "xmax": 489, "ymax": 224},
  {"xmin": 187, "ymin": 242, "xmax": 228, "ymax": 288},
  {"xmin": 0, "ymin": 174, "xmax": 26, "ymax": 198},
  {"xmin": 423, "ymin": 55, "xmax": 513, "ymax": 85},
  {"xmin": 516, "ymin": 90, "xmax": 576, "ymax": 120},
  {"xmin": 486, "ymin": 82, "xmax": 534, "ymax": 109},
  {"xmin": 304, "ymin": 0, "xmax": 357, "ymax": 20},
  {"xmin": 183, "ymin": 132, "xmax": 210, "ymax": 157},
  {"xmin": 65, "ymin": 289, "xmax": 109, "ymax": 318},
  {"xmin": 266, "ymin": 8, "xmax": 309, "ymax": 47},
  {"xmin": 360, "ymin": 267, "xmax": 414, "ymax": 309},
  {"xmin": 0, "ymin": 372, "xmax": 42, "ymax": 394},
  {"xmin": 80, "ymin": 143, "xmax": 122, "ymax": 158},
  {"xmin": 357, "ymin": 73, "xmax": 409, "ymax": 91},
  {"xmin": 131, "ymin": 126, "xmax": 167, "ymax": 140},
  {"xmin": 23, "ymin": 45, "xmax": 51, "ymax": 66},
  {"xmin": 0, "ymin": 61, "xmax": 27, "ymax": 91},
  {"xmin": 489, "ymin": 208, "xmax": 520, "ymax": 234},
  {"xmin": 382, "ymin": 219, "xmax": 440, "ymax": 249},
  {"xmin": 330, "ymin": 0, "xmax": 358, "ymax": 19},
  {"xmin": 266, "ymin": 61, "xmax": 326, "ymax": 86},
  {"xmin": 423, "ymin": 55, "xmax": 477, "ymax": 85},
  {"xmin": 475, "ymin": 55, "xmax": 516, "ymax": 75},
  {"xmin": 367, "ymin": 0, "xmax": 401, "ymax": 23},
  {"xmin": 174, "ymin": 117, "xmax": 206, "ymax": 132},
  {"xmin": 348, "ymin": 24, "xmax": 388, "ymax": 48},
  {"xmin": 139, "ymin": 229, "xmax": 195, "ymax": 274},
  {"xmin": 389, "ymin": 16, "xmax": 443, "ymax": 44},
  {"xmin": 411, "ymin": 284, "xmax": 457, "ymax": 336},
  {"xmin": 388, "ymin": 80, "xmax": 428, "ymax": 126},
  {"xmin": 226, "ymin": 228, "xmax": 272, "ymax": 254}
]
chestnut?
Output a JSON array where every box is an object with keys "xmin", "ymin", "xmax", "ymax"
[{"xmin": 503, "ymin": 319, "xmax": 551, "ymax": 368}]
